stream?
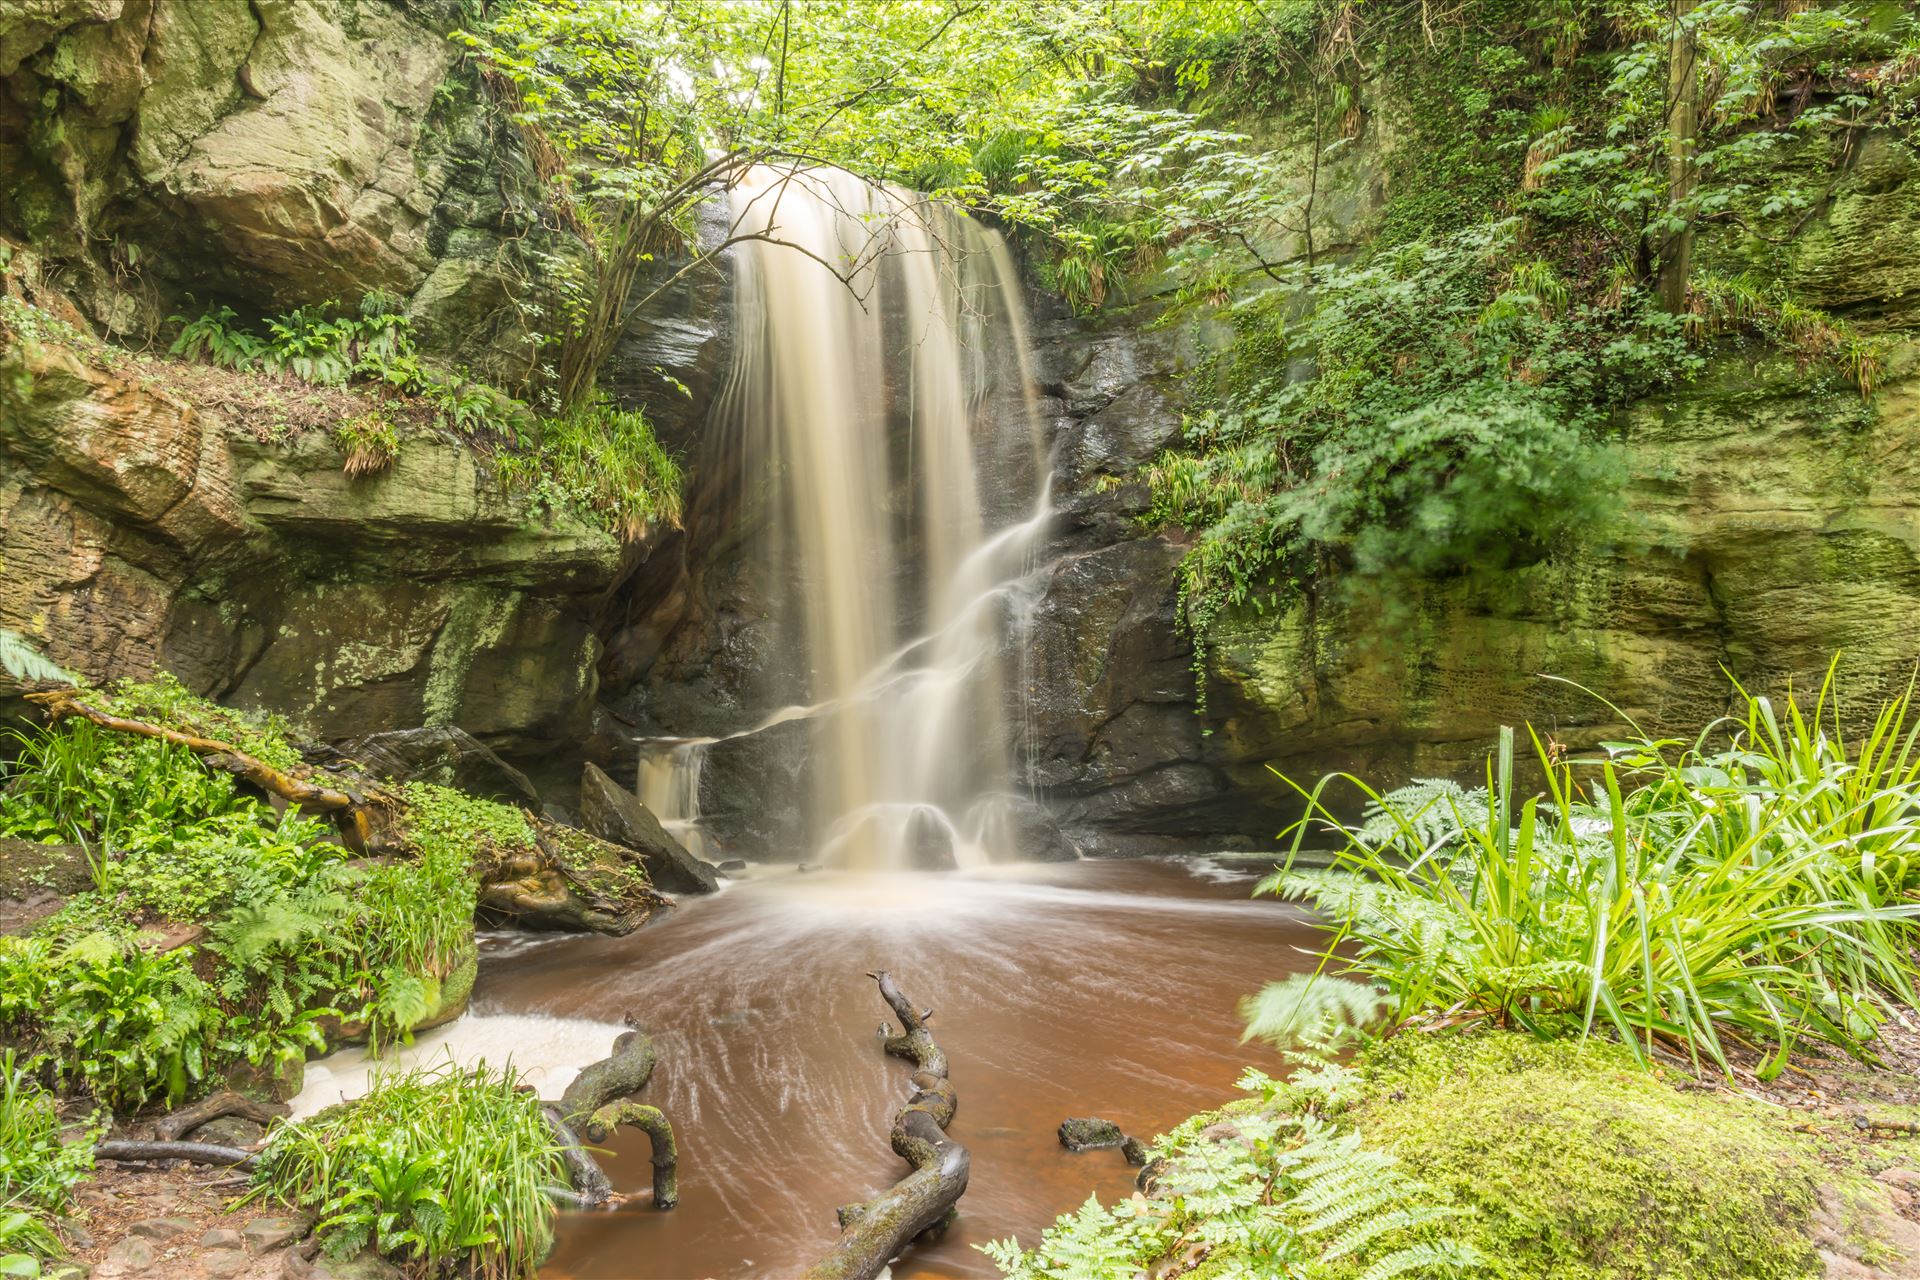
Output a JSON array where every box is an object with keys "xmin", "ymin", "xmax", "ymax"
[{"xmin": 461, "ymin": 856, "xmax": 1313, "ymax": 1278}]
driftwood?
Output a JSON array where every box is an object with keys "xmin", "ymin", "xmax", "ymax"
[
  {"xmin": 96, "ymin": 1140, "xmax": 257, "ymax": 1169},
  {"xmin": 545, "ymin": 1017, "xmax": 679, "ymax": 1210},
  {"xmin": 152, "ymin": 1090, "xmax": 288, "ymax": 1142},
  {"xmin": 800, "ymin": 972, "xmax": 969, "ymax": 1280}
]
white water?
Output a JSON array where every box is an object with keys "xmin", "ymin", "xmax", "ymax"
[
  {"xmin": 288, "ymin": 1013, "xmax": 628, "ymax": 1120},
  {"xmin": 641, "ymin": 167, "xmax": 1047, "ymax": 871}
]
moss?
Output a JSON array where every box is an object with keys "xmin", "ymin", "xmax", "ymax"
[{"xmin": 1351, "ymin": 1032, "xmax": 1830, "ymax": 1280}]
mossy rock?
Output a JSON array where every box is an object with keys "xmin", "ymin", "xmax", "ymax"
[{"xmin": 1351, "ymin": 1033, "xmax": 1835, "ymax": 1280}]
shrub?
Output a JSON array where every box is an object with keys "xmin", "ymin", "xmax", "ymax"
[
  {"xmin": 39, "ymin": 939, "xmax": 217, "ymax": 1112},
  {"xmin": 1257, "ymin": 669, "xmax": 1920, "ymax": 1075},
  {"xmin": 495, "ymin": 396, "xmax": 683, "ymax": 541},
  {"xmin": 250, "ymin": 1062, "xmax": 563, "ymax": 1280}
]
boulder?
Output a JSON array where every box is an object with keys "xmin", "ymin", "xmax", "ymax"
[
  {"xmin": 335, "ymin": 726, "xmax": 540, "ymax": 807},
  {"xmin": 578, "ymin": 762, "xmax": 719, "ymax": 894}
]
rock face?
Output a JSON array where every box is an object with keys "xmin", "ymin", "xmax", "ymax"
[
  {"xmin": 1205, "ymin": 352, "xmax": 1920, "ymax": 821},
  {"xmin": 0, "ymin": 0, "xmax": 574, "ymax": 378},
  {"xmin": 0, "ymin": 333, "xmax": 627, "ymax": 774},
  {"xmin": 577, "ymin": 762, "xmax": 719, "ymax": 893}
]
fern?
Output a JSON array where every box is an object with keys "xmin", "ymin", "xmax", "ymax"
[
  {"xmin": 983, "ymin": 1075, "xmax": 1481, "ymax": 1280},
  {"xmin": 0, "ymin": 631, "xmax": 70, "ymax": 685},
  {"xmin": 1241, "ymin": 974, "xmax": 1394, "ymax": 1054},
  {"xmin": 1357, "ymin": 778, "xmax": 1490, "ymax": 851}
]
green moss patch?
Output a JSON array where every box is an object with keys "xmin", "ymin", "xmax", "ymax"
[{"xmin": 1352, "ymin": 1033, "xmax": 1830, "ymax": 1280}]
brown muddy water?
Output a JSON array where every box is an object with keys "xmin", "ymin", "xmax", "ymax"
[{"xmin": 456, "ymin": 856, "xmax": 1320, "ymax": 1280}]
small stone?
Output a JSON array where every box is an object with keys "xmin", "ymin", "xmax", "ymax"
[
  {"xmin": 127, "ymin": 1216, "xmax": 194, "ymax": 1241},
  {"xmin": 1058, "ymin": 1116, "xmax": 1128, "ymax": 1151},
  {"xmin": 201, "ymin": 1227, "xmax": 246, "ymax": 1250},
  {"xmin": 717, "ymin": 859, "xmax": 747, "ymax": 872},
  {"xmin": 246, "ymin": 1217, "xmax": 309, "ymax": 1253},
  {"xmin": 206, "ymin": 1253, "xmax": 250, "ymax": 1279},
  {"xmin": 46, "ymin": 1263, "xmax": 91, "ymax": 1280},
  {"xmin": 102, "ymin": 1237, "xmax": 156, "ymax": 1271}
]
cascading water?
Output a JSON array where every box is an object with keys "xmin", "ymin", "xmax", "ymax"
[{"xmin": 640, "ymin": 166, "xmax": 1048, "ymax": 871}]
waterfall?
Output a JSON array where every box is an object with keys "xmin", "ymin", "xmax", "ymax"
[{"xmin": 639, "ymin": 165, "xmax": 1047, "ymax": 871}]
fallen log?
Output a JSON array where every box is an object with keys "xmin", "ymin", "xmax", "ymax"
[
  {"xmin": 548, "ymin": 1017, "xmax": 679, "ymax": 1210},
  {"xmin": 152, "ymin": 1090, "xmax": 288, "ymax": 1142},
  {"xmin": 96, "ymin": 1140, "xmax": 257, "ymax": 1169},
  {"xmin": 24, "ymin": 690, "xmax": 361, "ymax": 812},
  {"xmin": 800, "ymin": 972, "xmax": 969, "ymax": 1280}
]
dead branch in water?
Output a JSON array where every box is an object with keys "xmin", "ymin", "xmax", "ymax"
[
  {"xmin": 801, "ymin": 971, "xmax": 969, "ymax": 1280},
  {"xmin": 546, "ymin": 1017, "xmax": 679, "ymax": 1209}
]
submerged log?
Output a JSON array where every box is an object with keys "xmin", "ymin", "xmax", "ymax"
[
  {"xmin": 800, "ymin": 971, "xmax": 970, "ymax": 1280},
  {"xmin": 547, "ymin": 1017, "xmax": 679, "ymax": 1210}
]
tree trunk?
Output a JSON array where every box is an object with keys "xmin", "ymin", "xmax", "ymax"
[{"xmin": 1658, "ymin": 0, "xmax": 1699, "ymax": 314}]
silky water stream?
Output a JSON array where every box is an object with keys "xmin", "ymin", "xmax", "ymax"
[
  {"xmin": 296, "ymin": 171, "xmax": 1315, "ymax": 1276},
  {"xmin": 522, "ymin": 859, "xmax": 1312, "ymax": 1278}
]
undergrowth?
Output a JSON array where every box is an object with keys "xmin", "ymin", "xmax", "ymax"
[
  {"xmin": 0, "ymin": 1050, "xmax": 98, "ymax": 1266},
  {"xmin": 161, "ymin": 299, "xmax": 682, "ymax": 541},
  {"xmin": 1253, "ymin": 665, "xmax": 1920, "ymax": 1075},
  {"xmin": 249, "ymin": 1061, "xmax": 563, "ymax": 1280},
  {"xmin": 0, "ymin": 678, "xmax": 500, "ymax": 1111}
]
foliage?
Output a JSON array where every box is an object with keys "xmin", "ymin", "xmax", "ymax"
[
  {"xmin": 250, "ymin": 1062, "xmax": 563, "ymax": 1280},
  {"xmin": 34, "ymin": 939, "xmax": 217, "ymax": 1112},
  {"xmin": 1148, "ymin": 222, "xmax": 1680, "ymax": 686},
  {"xmin": 494, "ymin": 396, "xmax": 682, "ymax": 540},
  {"xmin": 1241, "ymin": 973, "xmax": 1394, "ymax": 1056},
  {"xmin": 0, "ymin": 1051, "xmax": 97, "ymax": 1262},
  {"xmin": 0, "ymin": 688, "xmax": 497, "ymax": 1103},
  {"xmin": 334, "ymin": 406, "xmax": 401, "ymax": 477},
  {"xmin": 1257, "ymin": 668, "xmax": 1920, "ymax": 1076},
  {"xmin": 982, "ymin": 1065, "xmax": 1481, "ymax": 1280},
  {"xmin": 0, "ymin": 634, "xmax": 69, "ymax": 687}
]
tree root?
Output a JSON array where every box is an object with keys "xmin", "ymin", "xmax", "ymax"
[
  {"xmin": 546, "ymin": 1017, "xmax": 679, "ymax": 1210},
  {"xmin": 96, "ymin": 1140, "xmax": 257, "ymax": 1169},
  {"xmin": 152, "ymin": 1090, "xmax": 288, "ymax": 1142},
  {"xmin": 800, "ymin": 971, "xmax": 970, "ymax": 1280}
]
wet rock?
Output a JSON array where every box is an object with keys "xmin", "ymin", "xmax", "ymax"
[
  {"xmin": 333, "ymin": 727, "xmax": 540, "ymax": 807},
  {"xmin": 578, "ymin": 763, "xmax": 719, "ymax": 894},
  {"xmin": 1058, "ymin": 1117, "xmax": 1128, "ymax": 1152},
  {"xmin": 244, "ymin": 1217, "xmax": 308, "ymax": 1253},
  {"xmin": 903, "ymin": 809, "xmax": 958, "ymax": 871},
  {"xmin": 717, "ymin": 858, "xmax": 747, "ymax": 873}
]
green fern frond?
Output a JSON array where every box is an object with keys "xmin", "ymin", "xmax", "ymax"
[{"xmin": 1356, "ymin": 1239, "xmax": 1483, "ymax": 1280}]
